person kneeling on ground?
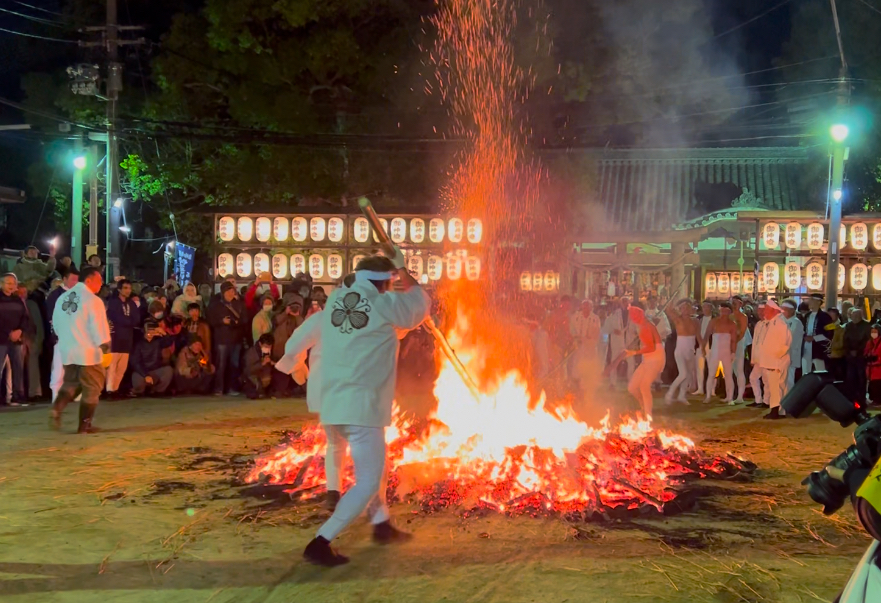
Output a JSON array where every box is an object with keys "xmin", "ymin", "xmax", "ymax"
[
  {"xmin": 174, "ymin": 334, "xmax": 215, "ymax": 395},
  {"xmin": 244, "ymin": 333, "xmax": 275, "ymax": 399},
  {"xmin": 130, "ymin": 319, "xmax": 174, "ymax": 396}
]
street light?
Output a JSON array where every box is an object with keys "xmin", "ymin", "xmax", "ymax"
[
  {"xmin": 833, "ymin": 189, "xmax": 843, "ymax": 201},
  {"xmin": 830, "ymin": 124, "xmax": 849, "ymax": 143},
  {"xmin": 113, "ymin": 198, "xmax": 123, "ymax": 208},
  {"xmin": 73, "ymin": 155, "xmax": 87, "ymax": 170},
  {"xmin": 119, "ymin": 225, "xmax": 131, "ymax": 233}
]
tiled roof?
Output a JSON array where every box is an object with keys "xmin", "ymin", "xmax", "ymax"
[{"xmin": 595, "ymin": 147, "xmax": 810, "ymax": 232}]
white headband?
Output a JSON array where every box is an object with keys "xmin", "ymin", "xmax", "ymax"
[
  {"xmin": 355, "ymin": 270, "xmax": 393, "ymax": 282},
  {"xmin": 781, "ymin": 300, "xmax": 797, "ymax": 310}
]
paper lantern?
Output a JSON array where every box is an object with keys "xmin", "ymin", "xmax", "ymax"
[
  {"xmin": 327, "ymin": 253, "xmax": 343, "ymax": 280},
  {"xmin": 730, "ymin": 273, "xmax": 741, "ymax": 294},
  {"xmin": 784, "ymin": 262, "xmax": 801, "ymax": 290},
  {"xmin": 743, "ymin": 273, "xmax": 755, "ymax": 294},
  {"xmin": 874, "ymin": 265, "xmax": 881, "ymax": 290},
  {"xmin": 874, "ymin": 224, "xmax": 881, "ymax": 250},
  {"xmin": 762, "ymin": 222, "xmax": 780, "ymax": 249},
  {"xmin": 784, "ymin": 222, "xmax": 802, "ymax": 249},
  {"xmin": 716, "ymin": 273, "xmax": 730, "ymax": 295},
  {"xmin": 410, "ymin": 218, "xmax": 425, "ymax": 243},
  {"xmin": 351, "ymin": 254, "xmax": 365, "ymax": 271},
  {"xmin": 763, "ymin": 262, "xmax": 779, "ymax": 291},
  {"xmin": 236, "ymin": 253, "xmax": 252, "ymax": 277},
  {"xmin": 327, "ymin": 217, "xmax": 344, "ymax": 243},
  {"xmin": 237, "ymin": 217, "xmax": 253, "ymax": 242},
  {"xmin": 390, "ymin": 218, "xmax": 407, "ymax": 244},
  {"xmin": 217, "ymin": 253, "xmax": 234, "ymax": 277},
  {"xmin": 273, "ymin": 217, "xmax": 289, "ymax": 242},
  {"xmin": 371, "ymin": 218, "xmax": 389, "ymax": 243},
  {"xmin": 555, "ymin": 272, "xmax": 561, "ymax": 289},
  {"xmin": 704, "ymin": 272, "xmax": 717, "ymax": 294},
  {"xmin": 427, "ymin": 255, "xmax": 443, "ymax": 280},
  {"xmin": 218, "ymin": 216, "xmax": 235, "ymax": 242},
  {"xmin": 310, "ymin": 217, "xmax": 326, "ymax": 242},
  {"xmin": 253, "ymin": 253, "xmax": 269, "ymax": 277},
  {"xmin": 520, "ymin": 271, "xmax": 532, "ymax": 291},
  {"xmin": 447, "ymin": 255, "xmax": 462, "ymax": 280},
  {"xmin": 757, "ymin": 273, "xmax": 766, "ymax": 293},
  {"xmin": 841, "ymin": 225, "xmax": 847, "ymax": 250},
  {"xmin": 805, "ymin": 262, "xmax": 824, "ymax": 290},
  {"xmin": 255, "ymin": 217, "xmax": 271, "ymax": 242},
  {"xmin": 852, "ymin": 262, "xmax": 868, "ymax": 290},
  {"xmin": 467, "ymin": 219, "xmax": 483, "ymax": 244},
  {"xmin": 466, "ymin": 256, "xmax": 481, "ymax": 281},
  {"xmin": 544, "ymin": 270, "xmax": 556, "ymax": 292},
  {"xmin": 309, "ymin": 254, "xmax": 324, "ymax": 279},
  {"xmin": 838, "ymin": 264, "xmax": 846, "ymax": 292},
  {"xmin": 807, "ymin": 222, "xmax": 825, "ymax": 250},
  {"xmin": 533, "ymin": 272, "xmax": 543, "ymax": 291},
  {"xmin": 271, "ymin": 253, "xmax": 288, "ymax": 279},
  {"xmin": 408, "ymin": 255, "xmax": 424, "ymax": 279},
  {"xmin": 290, "ymin": 253, "xmax": 306, "ymax": 277},
  {"xmin": 852, "ymin": 223, "xmax": 869, "ymax": 251},
  {"xmin": 448, "ymin": 218, "xmax": 464, "ymax": 243},
  {"xmin": 291, "ymin": 217, "xmax": 308, "ymax": 242},
  {"xmin": 353, "ymin": 217, "xmax": 370, "ymax": 243},
  {"xmin": 429, "ymin": 218, "xmax": 445, "ymax": 243}
]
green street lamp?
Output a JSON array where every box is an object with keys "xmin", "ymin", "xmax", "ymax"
[
  {"xmin": 73, "ymin": 155, "xmax": 87, "ymax": 170},
  {"xmin": 830, "ymin": 123, "xmax": 849, "ymax": 143}
]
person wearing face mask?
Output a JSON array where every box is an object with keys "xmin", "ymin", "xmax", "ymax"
[
  {"xmin": 244, "ymin": 333, "xmax": 275, "ymax": 398},
  {"xmin": 252, "ymin": 294, "xmax": 275, "ymax": 343},
  {"xmin": 865, "ymin": 324, "xmax": 881, "ymax": 406},
  {"xmin": 170, "ymin": 282, "xmax": 202, "ymax": 318},
  {"xmin": 208, "ymin": 281, "xmax": 246, "ymax": 396},
  {"xmin": 243, "ymin": 272, "xmax": 280, "ymax": 315},
  {"xmin": 105, "ymin": 279, "xmax": 141, "ymax": 398},
  {"xmin": 147, "ymin": 300, "xmax": 165, "ymax": 322}
]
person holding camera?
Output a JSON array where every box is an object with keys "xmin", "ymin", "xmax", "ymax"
[
  {"xmin": 129, "ymin": 320, "xmax": 174, "ymax": 397},
  {"xmin": 244, "ymin": 333, "xmax": 275, "ymax": 399},
  {"xmin": 208, "ymin": 281, "xmax": 246, "ymax": 395}
]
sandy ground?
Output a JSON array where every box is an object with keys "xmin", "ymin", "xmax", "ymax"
[{"xmin": 0, "ymin": 392, "xmax": 871, "ymax": 603}]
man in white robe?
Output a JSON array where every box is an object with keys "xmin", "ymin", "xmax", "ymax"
[
  {"xmin": 755, "ymin": 300, "xmax": 792, "ymax": 420},
  {"xmin": 781, "ymin": 299, "xmax": 804, "ymax": 395}
]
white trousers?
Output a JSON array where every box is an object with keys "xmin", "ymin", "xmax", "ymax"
[
  {"xmin": 733, "ymin": 337, "xmax": 748, "ymax": 401},
  {"xmin": 666, "ymin": 336, "xmax": 695, "ymax": 401},
  {"xmin": 785, "ymin": 365, "xmax": 797, "ymax": 396},
  {"xmin": 706, "ymin": 340, "xmax": 734, "ymax": 401},
  {"xmin": 317, "ymin": 425, "xmax": 389, "ymax": 541},
  {"xmin": 694, "ymin": 346, "xmax": 708, "ymax": 394},
  {"xmin": 50, "ymin": 347, "xmax": 63, "ymax": 402},
  {"xmin": 750, "ymin": 364, "xmax": 764, "ymax": 404},
  {"xmin": 628, "ymin": 349, "xmax": 665, "ymax": 418},
  {"xmin": 761, "ymin": 367, "xmax": 785, "ymax": 410},
  {"xmin": 106, "ymin": 353, "xmax": 129, "ymax": 392},
  {"xmin": 323, "ymin": 425, "xmax": 346, "ymax": 493}
]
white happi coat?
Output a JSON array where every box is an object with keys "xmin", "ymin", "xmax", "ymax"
[
  {"xmin": 318, "ymin": 280, "xmax": 430, "ymax": 428},
  {"xmin": 51, "ymin": 282, "xmax": 111, "ymax": 366},
  {"xmin": 753, "ymin": 314, "xmax": 792, "ymax": 371},
  {"xmin": 276, "ymin": 312, "xmax": 322, "ymax": 411}
]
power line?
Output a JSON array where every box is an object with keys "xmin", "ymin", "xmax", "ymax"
[
  {"xmin": 713, "ymin": 0, "xmax": 796, "ymax": 40},
  {"xmin": 0, "ymin": 6, "xmax": 67, "ymax": 28},
  {"xmin": 0, "ymin": 95, "xmax": 101, "ymax": 130},
  {"xmin": 0, "ymin": 25, "xmax": 76, "ymax": 43},
  {"xmin": 11, "ymin": 1, "xmax": 64, "ymax": 17},
  {"xmin": 855, "ymin": 0, "xmax": 881, "ymax": 17}
]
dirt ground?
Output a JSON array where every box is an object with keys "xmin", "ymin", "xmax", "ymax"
[{"xmin": 0, "ymin": 392, "xmax": 871, "ymax": 603}]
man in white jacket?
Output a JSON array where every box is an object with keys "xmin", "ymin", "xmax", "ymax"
[
  {"xmin": 781, "ymin": 299, "xmax": 804, "ymax": 395},
  {"xmin": 753, "ymin": 299, "xmax": 792, "ymax": 420},
  {"xmin": 302, "ymin": 253, "xmax": 430, "ymax": 567},
  {"xmin": 49, "ymin": 267, "xmax": 112, "ymax": 433}
]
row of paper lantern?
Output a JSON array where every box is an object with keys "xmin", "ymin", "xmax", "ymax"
[
  {"xmin": 762, "ymin": 221, "xmax": 879, "ymax": 251},
  {"xmin": 217, "ymin": 216, "xmax": 483, "ymax": 245},
  {"xmin": 519, "ymin": 271, "xmax": 561, "ymax": 292},
  {"xmin": 706, "ymin": 262, "xmax": 881, "ymax": 294},
  {"xmin": 217, "ymin": 252, "xmax": 482, "ymax": 281}
]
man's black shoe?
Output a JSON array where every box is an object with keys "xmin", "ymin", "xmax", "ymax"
[
  {"xmin": 303, "ymin": 537, "xmax": 349, "ymax": 567},
  {"xmin": 763, "ymin": 408, "xmax": 785, "ymax": 420},
  {"xmin": 746, "ymin": 402, "xmax": 763, "ymax": 408},
  {"xmin": 373, "ymin": 521, "xmax": 413, "ymax": 545}
]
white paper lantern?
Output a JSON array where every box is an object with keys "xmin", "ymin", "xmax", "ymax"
[
  {"xmin": 763, "ymin": 262, "xmax": 779, "ymax": 291},
  {"xmin": 467, "ymin": 219, "xmax": 483, "ymax": 244},
  {"xmin": 290, "ymin": 253, "xmax": 306, "ymax": 276},
  {"xmin": 852, "ymin": 262, "xmax": 868, "ymax": 290},
  {"xmin": 309, "ymin": 254, "xmax": 324, "ymax": 279},
  {"xmin": 408, "ymin": 255, "xmax": 424, "ymax": 279},
  {"xmin": 446, "ymin": 255, "xmax": 462, "ymax": 280},
  {"xmin": 717, "ymin": 273, "xmax": 730, "ymax": 295},
  {"xmin": 762, "ymin": 222, "xmax": 780, "ymax": 249},
  {"xmin": 371, "ymin": 218, "xmax": 389, "ymax": 243},
  {"xmin": 743, "ymin": 273, "xmax": 755, "ymax": 294},
  {"xmin": 520, "ymin": 271, "xmax": 532, "ymax": 291},
  {"xmin": 784, "ymin": 262, "xmax": 801, "ymax": 290},
  {"xmin": 273, "ymin": 217, "xmax": 289, "ymax": 242},
  {"xmin": 841, "ymin": 225, "xmax": 847, "ymax": 250},
  {"xmin": 236, "ymin": 252, "xmax": 252, "ymax": 277},
  {"xmin": 237, "ymin": 217, "xmax": 253, "ymax": 242},
  {"xmin": 533, "ymin": 272, "xmax": 543, "ymax": 291},
  {"xmin": 466, "ymin": 256, "xmax": 481, "ymax": 281},
  {"xmin": 291, "ymin": 217, "xmax": 308, "ymax": 242},
  {"xmin": 784, "ymin": 222, "xmax": 802, "ymax": 249},
  {"xmin": 730, "ymin": 273, "xmax": 741, "ymax": 294},
  {"xmin": 253, "ymin": 253, "xmax": 269, "ymax": 277},
  {"xmin": 705, "ymin": 272, "xmax": 717, "ymax": 294},
  {"xmin": 852, "ymin": 223, "xmax": 869, "ymax": 251},
  {"xmin": 757, "ymin": 273, "xmax": 767, "ymax": 293},
  {"xmin": 448, "ymin": 218, "xmax": 464, "ymax": 243},
  {"xmin": 217, "ymin": 253, "xmax": 234, "ymax": 277},
  {"xmin": 271, "ymin": 253, "xmax": 288, "ymax": 279},
  {"xmin": 327, "ymin": 253, "xmax": 343, "ymax": 280},
  {"xmin": 218, "ymin": 216, "xmax": 235, "ymax": 242},
  {"xmin": 410, "ymin": 218, "xmax": 426, "ymax": 243},
  {"xmin": 327, "ymin": 217, "xmax": 344, "ymax": 243},
  {"xmin": 839, "ymin": 264, "xmax": 846, "ymax": 292},
  {"xmin": 874, "ymin": 265, "xmax": 881, "ymax": 290},
  {"xmin": 427, "ymin": 255, "xmax": 443, "ymax": 280},
  {"xmin": 351, "ymin": 254, "xmax": 365, "ymax": 271},
  {"xmin": 805, "ymin": 262, "xmax": 824, "ymax": 290},
  {"xmin": 544, "ymin": 270, "xmax": 556, "ymax": 292},
  {"xmin": 255, "ymin": 217, "xmax": 271, "ymax": 242},
  {"xmin": 310, "ymin": 217, "xmax": 326, "ymax": 242},
  {"xmin": 390, "ymin": 218, "xmax": 407, "ymax": 244},
  {"xmin": 807, "ymin": 222, "xmax": 825, "ymax": 250},
  {"xmin": 353, "ymin": 217, "xmax": 370, "ymax": 243},
  {"xmin": 555, "ymin": 272, "xmax": 561, "ymax": 289},
  {"xmin": 874, "ymin": 224, "xmax": 881, "ymax": 251},
  {"xmin": 429, "ymin": 218, "xmax": 445, "ymax": 243}
]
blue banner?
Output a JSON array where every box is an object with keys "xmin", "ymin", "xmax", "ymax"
[{"xmin": 174, "ymin": 242, "xmax": 196, "ymax": 285}]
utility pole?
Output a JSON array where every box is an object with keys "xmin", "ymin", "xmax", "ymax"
[
  {"xmin": 71, "ymin": 133, "xmax": 85, "ymax": 267},
  {"xmin": 824, "ymin": 0, "xmax": 851, "ymax": 308},
  {"xmin": 89, "ymin": 144, "xmax": 100, "ymax": 250}
]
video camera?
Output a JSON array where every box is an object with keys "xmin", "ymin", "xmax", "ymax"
[{"xmin": 782, "ymin": 373, "xmax": 881, "ymax": 525}]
